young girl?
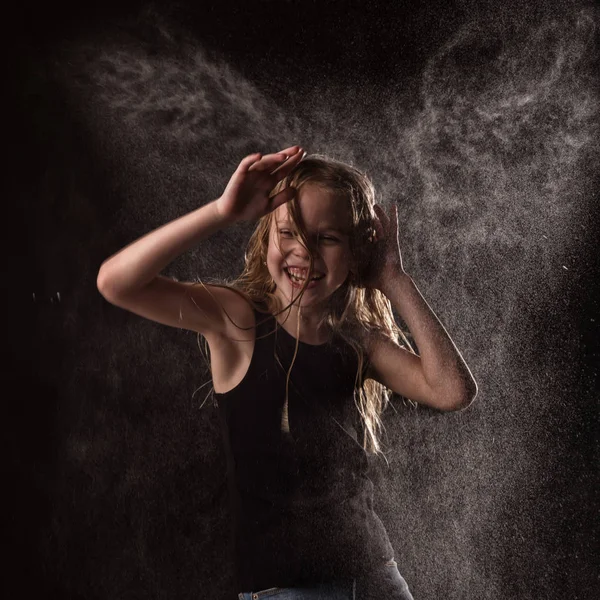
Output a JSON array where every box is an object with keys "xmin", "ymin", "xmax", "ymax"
[{"xmin": 97, "ymin": 145, "xmax": 477, "ymax": 599}]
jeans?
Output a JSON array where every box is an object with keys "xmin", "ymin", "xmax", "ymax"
[{"xmin": 237, "ymin": 559, "xmax": 414, "ymax": 599}]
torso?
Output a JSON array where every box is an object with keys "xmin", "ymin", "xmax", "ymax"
[{"xmin": 205, "ymin": 294, "xmax": 348, "ymax": 395}]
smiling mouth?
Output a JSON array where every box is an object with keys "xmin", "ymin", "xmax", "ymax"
[{"xmin": 284, "ymin": 268, "xmax": 325, "ymax": 283}]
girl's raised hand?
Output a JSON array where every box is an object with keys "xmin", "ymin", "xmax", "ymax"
[
  {"xmin": 361, "ymin": 203, "xmax": 406, "ymax": 291},
  {"xmin": 216, "ymin": 146, "xmax": 305, "ymax": 223}
]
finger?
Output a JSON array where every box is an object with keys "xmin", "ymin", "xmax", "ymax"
[
  {"xmin": 248, "ymin": 152, "xmax": 290, "ymax": 172},
  {"xmin": 373, "ymin": 204, "xmax": 387, "ymax": 222},
  {"xmin": 268, "ymin": 185, "xmax": 296, "ymax": 210},
  {"xmin": 260, "ymin": 146, "xmax": 302, "ymax": 167},
  {"xmin": 372, "ymin": 205, "xmax": 386, "ymax": 229},
  {"xmin": 393, "ymin": 205, "xmax": 401, "ymax": 241},
  {"xmin": 240, "ymin": 153, "xmax": 263, "ymax": 172},
  {"xmin": 270, "ymin": 147, "xmax": 306, "ymax": 178},
  {"xmin": 374, "ymin": 205, "xmax": 393, "ymax": 241},
  {"xmin": 378, "ymin": 204, "xmax": 391, "ymax": 224},
  {"xmin": 390, "ymin": 205, "xmax": 399, "ymax": 232},
  {"xmin": 276, "ymin": 144, "xmax": 302, "ymax": 156}
]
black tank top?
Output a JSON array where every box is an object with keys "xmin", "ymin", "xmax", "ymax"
[{"xmin": 215, "ymin": 305, "xmax": 395, "ymax": 592}]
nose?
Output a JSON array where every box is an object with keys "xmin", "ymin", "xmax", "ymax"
[{"xmin": 292, "ymin": 237, "xmax": 320, "ymax": 260}]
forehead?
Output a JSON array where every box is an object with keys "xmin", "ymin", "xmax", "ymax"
[{"xmin": 274, "ymin": 183, "xmax": 352, "ymax": 232}]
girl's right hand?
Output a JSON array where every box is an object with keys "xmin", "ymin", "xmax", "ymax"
[{"xmin": 215, "ymin": 146, "xmax": 305, "ymax": 223}]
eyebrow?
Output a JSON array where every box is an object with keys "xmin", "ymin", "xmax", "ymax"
[{"xmin": 276, "ymin": 220, "xmax": 349, "ymax": 235}]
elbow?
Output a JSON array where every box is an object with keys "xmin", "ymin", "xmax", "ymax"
[
  {"xmin": 96, "ymin": 267, "xmax": 113, "ymax": 298},
  {"xmin": 96, "ymin": 268, "xmax": 106, "ymax": 293},
  {"xmin": 450, "ymin": 380, "xmax": 479, "ymax": 411},
  {"xmin": 96, "ymin": 266, "xmax": 122, "ymax": 302},
  {"xmin": 441, "ymin": 379, "xmax": 478, "ymax": 412},
  {"xmin": 96, "ymin": 268, "xmax": 108, "ymax": 295}
]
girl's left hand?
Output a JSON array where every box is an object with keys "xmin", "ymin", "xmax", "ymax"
[{"xmin": 362, "ymin": 203, "xmax": 406, "ymax": 291}]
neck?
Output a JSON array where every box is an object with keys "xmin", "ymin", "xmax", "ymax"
[{"xmin": 276, "ymin": 303, "xmax": 330, "ymax": 341}]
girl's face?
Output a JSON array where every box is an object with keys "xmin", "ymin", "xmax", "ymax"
[{"xmin": 267, "ymin": 182, "xmax": 354, "ymax": 310}]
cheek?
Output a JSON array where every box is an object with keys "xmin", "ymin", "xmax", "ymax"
[
  {"xmin": 266, "ymin": 238, "xmax": 278, "ymax": 260},
  {"xmin": 266, "ymin": 249, "xmax": 284, "ymax": 275}
]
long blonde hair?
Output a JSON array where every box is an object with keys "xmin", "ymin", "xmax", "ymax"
[{"xmin": 194, "ymin": 154, "xmax": 416, "ymax": 458}]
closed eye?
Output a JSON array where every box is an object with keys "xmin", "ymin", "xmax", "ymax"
[{"xmin": 279, "ymin": 230, "xmax": 339, "ymax": 242}]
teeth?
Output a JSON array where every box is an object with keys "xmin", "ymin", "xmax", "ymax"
[
  {"xmin": 290, "ymin": 272, "xmax": 308, "ymax": 282},
  {"xmin": 286, "ymin": 268, "xmax": 323, "ymax": 282}
]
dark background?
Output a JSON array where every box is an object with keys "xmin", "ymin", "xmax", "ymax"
[{"xmin": 6, "ymin": 1, "xmax": 599, "ymax": 599}]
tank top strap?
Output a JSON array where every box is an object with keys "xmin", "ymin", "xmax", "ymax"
[
  {"xmin": 251, "ymin": 303, "xmax": 277, "ymax": 340},
  {"xmin": 247, "ymin": 303, "xmax": 282, "ymax": 375}
]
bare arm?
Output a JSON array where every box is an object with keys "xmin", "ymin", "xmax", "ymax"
[
  {"xmin": 97, "ymin": 145, "xmax": 303, "ymax": 296},
  {"xmin": 95, "ymin": 147, "xmax": 304, "ymax": 337},
  {"xmin": 96, "ymin": 199, "xmax": 232, "ymax": 297}
]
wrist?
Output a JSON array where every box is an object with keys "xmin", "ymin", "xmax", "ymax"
[{"xmin": 211, "ymin": 197, "xmax": 238, "ymax": 227}]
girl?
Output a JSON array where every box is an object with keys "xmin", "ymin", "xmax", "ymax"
[{"xmin": 97, "ymin": 145, "xmax": 477, "ymax": 599}]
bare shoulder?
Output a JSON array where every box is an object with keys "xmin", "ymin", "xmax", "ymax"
[
  {"xmin": 355, "ymin": 326, "xmax": 407, "ymax": 382},
  {"xmin": 205, "ymin": 286, "xmax": 257, "ymax": 345}
]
